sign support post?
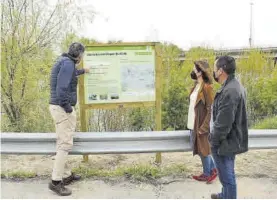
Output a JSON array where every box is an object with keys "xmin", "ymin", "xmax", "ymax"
[
  {"xmin": 78, "ymin": 62, "xmax": 89, "ymax": 162},
  {"xmin": 155, "ymin": 45, "xmax": 162, "ymax": 164}
]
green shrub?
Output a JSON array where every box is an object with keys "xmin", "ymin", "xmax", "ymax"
[{"xmin": 252, "ymin": 116, "xmax": 277, "ymax": 129}]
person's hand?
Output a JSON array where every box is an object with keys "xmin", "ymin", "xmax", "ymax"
[
  {"xmin": 199, "ymin": 131, "xmax": 206, "ymax": 135},
  {"xmin": 61, "ymin": 104, "xmax": 73, "ymax": 113},
  {"xmin": 84, "ymin": 68, "xmax": 90, "ymax": 73}
]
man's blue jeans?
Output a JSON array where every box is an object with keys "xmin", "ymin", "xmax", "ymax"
[{"xmin": 211, "ymin": 147, "xmax": 237, "ymax": 199}]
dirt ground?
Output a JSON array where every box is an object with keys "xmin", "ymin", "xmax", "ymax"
[
  {"xmin": 1, "ymin": 150, "xmax": 277, "ymax": 178},
  {"xmin": 1, "ymin": 150, "xmax": 277, "ymax": 198}
]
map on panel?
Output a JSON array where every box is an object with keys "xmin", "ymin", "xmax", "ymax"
[{"xmin": 83, "ymin": 45, "xmax": 155, "ymax": 104}]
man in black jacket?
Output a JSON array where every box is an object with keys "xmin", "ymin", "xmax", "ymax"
[
  {"xmin": 49, "ymin": 42, "xmax": 89, "ymax": 196},
  {"xmin": 210, "ymin": 56, "xmax": 248, "ymax": 199}
]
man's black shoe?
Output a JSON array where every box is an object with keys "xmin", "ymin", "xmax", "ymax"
[
  {"xmin": 63, "ymin": 173, "xmax": 81, "ymax": 185},
  {"xmin": 211, "ymin": 193, "xmax": 222, "ymax": 199},
  {"xmin": 49, "ymin": 181, "xmax": 71, "ymax": 196}
]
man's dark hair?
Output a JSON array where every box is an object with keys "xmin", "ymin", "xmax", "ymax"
[
  {"xmin": 215, "ymin": 55, "xmax": 236, "ymax": 75},
  {"xmin": 68, "ymin": 42, "xmax": 85, "ymax": 58}
]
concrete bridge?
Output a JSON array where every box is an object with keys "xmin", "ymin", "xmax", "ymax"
[{"xmin": 178, "ymin": 47, "xmax": 277, "ymax": 63}]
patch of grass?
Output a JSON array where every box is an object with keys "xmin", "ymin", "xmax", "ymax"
[
  {"xmin": 72, "ymin": 167, "xmax": 114, "ymax": 178},
  {"xmin": 252, "ymin": 116, "xmax": 277, "ymax": 129},
  {"xmin": 72, "ymin": 163, "xmax": 190, "ymax": 181},
  {"xmin": 163, "ymin": 164, "xmax": 189, "ymax": 175},
  {"xmin": 121, "ymin": 165, "xmax": 161, "ymax": 181},
  {"xmin": 1, "ymin": 171, "xmax": 37, "ymax": 179},
  {"xmin": 1, "ymin": 164, "xmax": 190, "ymax": 181}
]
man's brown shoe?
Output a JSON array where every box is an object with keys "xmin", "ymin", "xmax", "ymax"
[
  {"xmin": 63, "ymin": 173, "xmax": 81, "ymax": 185},
  {"xmin": 49, "ymin": 181, "xmax": 71, "ymax": 196}
]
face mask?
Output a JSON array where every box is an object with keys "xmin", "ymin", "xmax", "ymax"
[
  {"xmin": 76, "ymin": 53, "xmax": 84, "ymax": 65},
  {"xmin": 76, "ymin": 59, "xmax": 81, "ymax": 65},
  {"xmin": 190, "ymin": 71, "xmax": 197, "ymax": 80},
  {"xmin": 213, "ymin": 71, "xmax": 219, "ymax": 82}
]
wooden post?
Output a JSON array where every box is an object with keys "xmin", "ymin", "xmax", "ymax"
[
  {"xmin": 78, "ymin": 61, "xmax": 89, "ymax": 162},
  {"xmin": 80, "ymin": 108, "xmax": 89, "ymax": 162},
  {"xmin": 155, "ymin": 44, "xmax": 162, "ymax": 164}
]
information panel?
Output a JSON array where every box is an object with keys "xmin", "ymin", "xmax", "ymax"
[{"xmin": 83, "ymin": 45, "xmax": 156, "ymax": 104}]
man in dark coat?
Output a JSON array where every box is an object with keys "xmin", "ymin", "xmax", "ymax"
[{"xmin": 210, "ymin": 56, "xmax": 248, "ymax": 199}]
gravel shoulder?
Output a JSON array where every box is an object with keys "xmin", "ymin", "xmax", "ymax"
[
  {"xmin": 1, "ymin": 150, "xmax": 277, "ymax": 178},
  {"xmin": 1, "ymin": 177, "xmax": 277, "ymax": 199},
  {"xmin": 1, "ymin": 150, "xmax": 277, "ymax": 198}
]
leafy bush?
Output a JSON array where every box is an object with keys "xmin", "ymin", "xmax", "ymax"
[
  {"xmin": 2, "ymin": 36, "xmax": 276, "ymax": 132},
  {"xmin": 252, "ymin": 116, "xmax": 277, "ymax": 129}
]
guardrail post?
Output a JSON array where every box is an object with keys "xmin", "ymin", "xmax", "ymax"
[{"xmin": 83, "ymin": 155, "xmax": 89, "ymax": 162}]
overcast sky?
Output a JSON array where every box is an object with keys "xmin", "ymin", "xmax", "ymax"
[{"xmin": 77, "ymin": 0, "xmax": 277, "ymax": 50}]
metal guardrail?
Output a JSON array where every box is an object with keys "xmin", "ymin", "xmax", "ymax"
[{"xmin": 1, "ymin": 130, "xmax": 277, "ymax": 155}]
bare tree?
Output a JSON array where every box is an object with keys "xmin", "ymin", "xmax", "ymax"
[{"xmin": 1, "ymin": 0, "xmax": 95, "ymax": 131}]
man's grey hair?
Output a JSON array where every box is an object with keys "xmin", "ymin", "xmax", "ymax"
[{"xmin": 68, "ymin": 42, "xmax": 85, "ymax": 58}]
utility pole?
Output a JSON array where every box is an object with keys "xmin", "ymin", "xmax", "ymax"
[{"xmin": 249, "ymin": 1, "xmax": 254, "ymax": 48}]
